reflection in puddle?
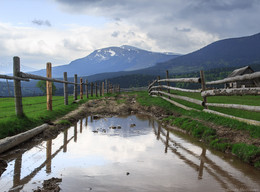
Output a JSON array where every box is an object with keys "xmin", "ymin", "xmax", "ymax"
[{"xmin": 0, "ymin": 114, "xmax": 259, "ymax": 192}]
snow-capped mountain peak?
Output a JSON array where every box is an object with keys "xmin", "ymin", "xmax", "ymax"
[{"xmin": 30, "ymin": 45, "xmax": 180, "ymax": 77}]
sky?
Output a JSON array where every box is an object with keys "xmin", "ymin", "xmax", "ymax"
[{"xmin": 1, "ymin": 0, "xmax": 260, "ymax": 71}]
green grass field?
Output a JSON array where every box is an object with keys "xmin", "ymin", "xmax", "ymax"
[{"xmin": 0, "ymin": 95, "xmax": 92, "ymax": 139}]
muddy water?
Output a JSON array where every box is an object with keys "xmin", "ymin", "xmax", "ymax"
[{"xmin": 0, "ymin": 114, "xmax": 259, "ymax": 192}]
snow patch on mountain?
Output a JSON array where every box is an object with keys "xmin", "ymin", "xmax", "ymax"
[{"xmin": 108, "ymin": 49, "xmax": 116, "ymax": 56}]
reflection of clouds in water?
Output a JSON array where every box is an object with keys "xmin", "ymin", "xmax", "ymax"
[
  {"xmin": 67, "ymin": 129, "xmax": 155, "ymax": 163},
  {"xmin": 88, "ymin": 115, "xmax": 154, "ymax": 138}
]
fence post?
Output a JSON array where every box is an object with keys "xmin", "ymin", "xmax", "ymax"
[
  {"xmin": 118, "ymin": 84, "xmax": 120, "ymax": 93},
  {"xmin": 157, "ymin": 76, "xmax": 161, "ymax": 96},
  {"xmin": 80, "ymin": 78, "xmax": 83, "ymax": 100},
  {"xmin": 46, "ymin": 62, "xmax": 52, "ymax": 111},
  {"xmin": 63, "ymin": 72, "xmax": 68, "ymax": 105},
  {"xmin": 102, "ymin": 82, "xmax": 105, "ymax": 96},
  {"xmin": 91, "ymin": 82, "xmax": 93, "ymax": 97},
  {"xmin": 85, "ymin": 80, "xmax": 88, "ymax": 98},
  {"xmin": 95, "ymin": 82, "xmax": 98, "ymax": 97},
  {"xmin": 99, "ymin": 82, "xmax": 102, "ymax": 96},
  {"xmin": 106, "ymin": 80, "xmax": 109, "ymax": 94},
  {"xmin": 166, "ymin": 70, "xmax": 170, "ymax": 99},
  {"xmin": 200, "ymin": 70, "xmax": 207, "ymax": 109},
  {"xmin": 13, "ymin": 56, "xmax": 24, "ymax": 116},
  {"xmin": 74, "ymin": 74, "xmax": 77, "ymax": 100}
]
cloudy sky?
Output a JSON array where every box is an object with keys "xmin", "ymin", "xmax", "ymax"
[{"xmin": 1, "ymin": 0, "xmax": 260, "ymax": 71}]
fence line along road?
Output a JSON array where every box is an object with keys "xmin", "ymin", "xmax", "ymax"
[
  {"xmin": 148, "ymin": 70, "xmax": 260, "ymax": 126},
  {"xmin": 0, "ymin": 56, "xmax": 120, "ymax": 118}
]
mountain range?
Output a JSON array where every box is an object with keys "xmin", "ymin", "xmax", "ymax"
[
  {"xmin": 152, "ymin": 32, "xmax": 260, "ymax": 74},
  {"xmin": 30, "ymin": 45, "xmax": 180, "ymax": 78},
  {"xmin": 81, "ymin": 32, "xmax": 260, "ymax": 82}
]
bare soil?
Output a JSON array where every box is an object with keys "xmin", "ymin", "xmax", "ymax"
[
  {"xmin": 46, "ymin": 94, "xmax": 259, "ymax": 147},
  {"xmin": 33, "ymin": 177, "xmax": 62, "ymax": 192}
]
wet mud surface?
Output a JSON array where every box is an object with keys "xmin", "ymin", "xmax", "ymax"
[
  {"xmin": 50, "ymin": 94, "xmax": 259, "ymax": 147},
  {"xmin": 0, "ymin": 94, "xmax": 260, "ymax": 191}
]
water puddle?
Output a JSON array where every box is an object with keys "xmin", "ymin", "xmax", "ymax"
[{"xmin": 0, "ymin": 114, "xmax": 259, "ymax": 192}]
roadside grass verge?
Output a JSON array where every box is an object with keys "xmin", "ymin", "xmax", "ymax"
[
  {"xmin": 0, "ymin": 95, "xmax": 103, "ymax": 139},
  {"xmin": 160, "ymin": 90, "xmax": 260, "ymax": 121},
  {"xmin": 135, "ymin": 91, "xmax": 260, "ymax": 167}
]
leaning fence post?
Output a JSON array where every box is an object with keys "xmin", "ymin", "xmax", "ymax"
[
  {"xmin": 200, "ymin": 70, "xmax": 207, "ymax": 109},
  {"xmin": 74, "ymin": 74, "xmax": 77, "ymax": 100},
  {"xmin": 80, "ymin": 78, "xmax": 83, "ymax": 100},
  {"xmin": 46, "ymin": 62, "xmax": 52, "ymax": 111},
  {"xmin": 85, "ymin": 80, "xmax": 88, "ymax": 98},
  {"xmin": 166, "ymin": 70, "xmax": 170, "ymax": 99},
  {"xmin": 13, "ymin": 56, "xmax": 24, "ymax": 116},
  {"xmin": 63, "ymin": 72, "xmax": 68, "ymax": 105}
]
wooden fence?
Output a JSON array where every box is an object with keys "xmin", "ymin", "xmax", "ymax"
[
  {"xmin": 0, "ymin": 56, "xmax": 120, "ymax": 117},
  {"xmin": 148, "ymin": 70, "xmax": 260, "ymax": 126}
]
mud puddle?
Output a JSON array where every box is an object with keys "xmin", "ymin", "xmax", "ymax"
[{"xmin": 0, "ymin": 114, "xmax": 260, "ymax": 192}]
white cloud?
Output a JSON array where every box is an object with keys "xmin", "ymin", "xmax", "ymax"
[
  {"xmin": 1, "ymin": 0, "xmax": 260, "ymax": 71},
  {"xmin": 0, "ymin": 21, "xmax": 158, "ymax": 70},
  {"xmin": 54, "ymin": 0, "xmax": 260, "ymax": 52}
]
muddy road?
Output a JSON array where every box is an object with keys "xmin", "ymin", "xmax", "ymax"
[{"xmin": 0, "ymin": 94, "xmax": 260, "ymax": 191}]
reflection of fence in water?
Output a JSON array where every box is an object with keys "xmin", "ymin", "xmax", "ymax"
[
  {"xmin": 150, "ymin": 119, "xmax": 256, "ymax": 192},
  {"xmin": 0, "ymin": 118, "xmax": 88, "ymax": 191}
]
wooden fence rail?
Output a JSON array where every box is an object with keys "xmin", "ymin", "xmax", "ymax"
[
  {"xmin": 148, "ymin": 70, "xmax": 260, "ymax": 126},
  {"xmin": 206, "ymin": 71, "xmax": 260, "ymax": 85},
  {"xmin": 0, "ymin": 56, "xmax": 119, "ymax": 117}
]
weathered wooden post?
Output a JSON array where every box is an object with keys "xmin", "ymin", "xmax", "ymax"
[
  {"xmin": 85, "ymin": 80, "xmax": 88, "ymax": 98},
  {"xmin": 200, "ymin": 70, "xmax": 207, "ymax": 109},
  {"xmin": 157, "ymin": 76, "xmax": 161, "ymax": 96},
  {"xmin": 166, "ymin": 70, "xmax": 170, "ymax": 99},
  {"xmin": 13, "ymin": 56, "xmax": 24, "ymax": 116},
  {"xmin": 91, "ymin": 82, "xmax": 93, "ymax": 97},
  {"xmin": 46, "ymin": 62, "xmax": 52, "ymax": 111},
  {"xmin": 80, "ymin": 78, "xmax": 83, "ymax": 100},
  {"xmin": 106, "ymin": 80, "xmax": 108, "ymax": 94},
  {"xmin": 74, "ymin": 74, "xmax": 78, "ymax": 100},
  {"xmin": 118, "ymin": 84, "xmax": 120, "ymax": 93},
  {"xmin": 99, "ymin": 82, "xmax": 102, "ymax": 96},
  {"xmin": 107, "ymin": 81, "xmax": 110, "ymax": 93},
  {"xmin": 102, "ymin": 82, "xmax": 105, "ymax": 96},
  {"xmin": 63, "ymin": 72, "xmax": 68, "ymax": 105},
  {"xmin": 95, "ymin": 82, "xmax": 98, "ymax": 97}
]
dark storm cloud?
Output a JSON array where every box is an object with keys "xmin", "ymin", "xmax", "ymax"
[
  {"xmin": 32, "ymin": 19, "xmax": 52, "ymax": 27},
  {"xmin": 54, "ymin": 0, "xmax": 260, "ymax": 53},
  {"xmin": 189, "ymin": 0, "xmax": 257, "ymax": 11}
]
